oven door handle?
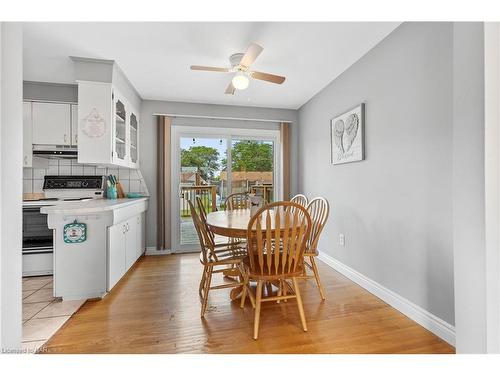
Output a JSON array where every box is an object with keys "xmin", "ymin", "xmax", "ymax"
[{"xmin": 23, "ymin": 250, "xmax": 53, "ymax": 255}]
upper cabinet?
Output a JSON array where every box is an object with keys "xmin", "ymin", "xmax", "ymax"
[
  {"xmin": 23, "ymin": 100, "xmax": 76, "ymax": 168},
  {"xmin": 71, "ymin": 104, "xmax": 78, "ymax": 146},
  {"xmin": 32, "ymin": 102, "xmax": 72, "ymax": 146},
  {"xmin": 77, "ymin": 82, "xmax": 140, "ymax": 169},
  {"xmin": 23, "ymin": 102, "xmax": 33, "ymax": 167},
  {"xmin": 73, "ymin": 57, "xmax": 141, "ymax": 169}
]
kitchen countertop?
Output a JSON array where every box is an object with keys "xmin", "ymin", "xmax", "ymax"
[{"xmin": 40, "ymin": 197, "xmax": 149, "ymax": 215}]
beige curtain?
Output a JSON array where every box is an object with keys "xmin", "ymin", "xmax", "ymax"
[
  {"xmin": 157, "ymin": 116, "xmax": 172, "ymax": 250},
  {"xmin": 280, "ymin": 122, "xmax": 291, "ymax": 200}
]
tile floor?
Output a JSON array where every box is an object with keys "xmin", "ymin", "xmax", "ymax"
[{"xmin": 22, "ymin": 275, "xmax": 86, "ymax": 353}]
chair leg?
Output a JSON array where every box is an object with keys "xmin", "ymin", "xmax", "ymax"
[
  {"xmin": 253, "ymin": 280, "xmax": 263, "ymax": 340},
  {"xmin": 240, "ymin": 271, "xmax": 249, "ymax": 309},
  {"xmin": 247, "ymin": 282, "xmax": 256, "ymax": 309},
  {"xmin": 276, "ymin": 279, "xmax": 282, "ymax": 304},
  {"xmin": 265, "ymin": 281, "xmax": 273, "ymax": 297},
  {"xmin": 201, "ymin": 265, "xmax": 213, "ymax": 317},
  {"xmin": 292, "ymin": 277, "xmax": 307, "ymax": 332},
  {"xmin": 199, "ymin": 265, "xmax": 207, "ymax": 296},
  {"xmin": 310, "ymin": 256, "xmax": 326, "ymax": 300}
]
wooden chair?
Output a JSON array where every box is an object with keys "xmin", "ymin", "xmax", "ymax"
[
  {"xmin": 196, "ymin": 195, "xmax": 243, "ymax": 279},
  {"xmin": 188, "ymin": 200, "xmax": 247, "ymax": 317},
  {"xmin": 301, "ymin": 197, "xmax": 330, "ymax": 300},
  {"xmin": 290, "ymin": 194, "xmax": 308, "ymax": 207},
  {"xmin": 240, "ymin": 201, "xmax": 312, "ymax": 339},
  {"xmin": 225, "ymin": 192, "xmax": 250, "ymax": 210},
  {"xmin": 196, "ymin": 196, "xmax": 222, "ymax": 244}
]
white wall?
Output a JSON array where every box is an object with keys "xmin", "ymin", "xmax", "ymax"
[
  {"xmin": 452, "ymin": 22, "xmax": 487, "ymax": 354},
  {"xmin": 298, "ymin": 23, "xmax": 455, "ymax": 327},
  {"xmin": 0, "ymin": 22, "xmax": 23, "ymax": 351},
  {"xmin": 140, "ymin": 100, "xmax": 298, "ymax": 248},
  {"xmin": 484, "ymin": 22, "xmax": 500, "ymax": 354}
]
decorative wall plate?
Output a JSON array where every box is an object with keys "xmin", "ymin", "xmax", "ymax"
[
  {"xmin": 81, "ymin": 108, "xmax": 106, "ymax": 138},
  {"xmin": 63, "ymin": 220, "xmax": 87, "ymax": 243}
]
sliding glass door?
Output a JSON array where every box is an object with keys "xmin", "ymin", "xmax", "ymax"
[
  {"xmin": 230, "ymin": 138, "xmax": 275, "ymax": 205},
  {"xmin": 178, "ymin": 136, "xmax": 228, "ymax": 246},
  {"xmin": 171, "ymin": 126, "xmax": 281, "ymax": 253}
]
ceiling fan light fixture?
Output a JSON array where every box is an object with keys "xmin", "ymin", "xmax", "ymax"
[{"xmin": 231, "ymin": 72, "xmax": 249, "ymax": 90}]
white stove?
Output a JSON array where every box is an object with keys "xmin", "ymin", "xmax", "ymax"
[{"xmin": 22, "ymin": 175, "xmax": 105, "ymax": 276}]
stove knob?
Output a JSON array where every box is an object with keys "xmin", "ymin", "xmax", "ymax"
[{"xmin": 82, "ymin": 181, "xmax": 88, "ymax": 187}]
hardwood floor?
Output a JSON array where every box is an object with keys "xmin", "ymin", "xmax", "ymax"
[{"xmin": 41, "ymin": 254, "xmax": 454, "ymax": 354}]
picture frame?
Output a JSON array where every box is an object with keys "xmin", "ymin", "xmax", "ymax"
[{"xmin": 330, "ymin": 103, "xmax": 365, "ymax": 165}]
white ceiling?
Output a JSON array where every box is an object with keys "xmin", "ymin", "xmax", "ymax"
[{"xmin": 22, "ymin": 22, "xmax": 400, "ymax": 109}]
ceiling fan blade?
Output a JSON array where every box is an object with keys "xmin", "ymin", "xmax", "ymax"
[
  {"xmin": 190, "ymin": 65, "xmax": 230, "ymax": 72},
  {"xmin": 251, "ymin": 71, "xmax": 286, "ymax": 84},
  {"xmin": 239, "ymin": 43, "xmax": 263, "ymax": 68},
  {"xmin": 225, "ymin": 81, "xmax": 236, "ymax": 95}
]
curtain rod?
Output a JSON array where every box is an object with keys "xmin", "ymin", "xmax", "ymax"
[{"xmin": 152, "ymin": 113, "xmax": 293, "ymax": 124}]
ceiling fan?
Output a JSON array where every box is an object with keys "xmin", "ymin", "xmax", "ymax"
[{"xmin": 190, "ymin": 42, "xmax": 286, "ymax": 95}]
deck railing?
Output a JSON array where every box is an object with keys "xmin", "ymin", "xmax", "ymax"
[
  {"xmin": 180, "ymin": 185, "xmax": 217, "ymax": 217},
  {"xmin": 250, "ymin": 184, "xmax": 274, "ymax": 204}
]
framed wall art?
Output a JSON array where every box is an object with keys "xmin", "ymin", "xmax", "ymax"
[{"xmin": 331, "ymin": 103, "xmax": 365, "ymax": 165}]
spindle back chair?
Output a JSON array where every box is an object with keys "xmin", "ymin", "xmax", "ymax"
[
  {"xmin": 188, "ymin": 200, "xmax": 247, "ymax": 317},
  {"xmin": 301, "ymin": 197, "xmax": 330, "ymax": 300},
  {"xmin": 290, "ymin": 194, "xmax": 308, "ymax": 207},
  {"xmin": 241, "ymin": 201, "xmax": 312, "ymax": 339}
]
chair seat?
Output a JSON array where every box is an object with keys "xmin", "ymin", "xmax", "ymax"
[
  {"xmin": 242, "ymin": 254, "xmax": 304, "ymax": 280},
  {"xmin": 200, "ymin": 246, "xmax": 248, "ymax": 265},
  {"xmin": 304, "ymin": 250, "xmax": 319, "ymax": 257}
]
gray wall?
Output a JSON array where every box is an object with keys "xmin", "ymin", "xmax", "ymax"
[
  {"xmin": 140, "ymin": 100, "xmax": 298, "ymax": 248},
  {"xmin": 452, "ymin": 22, "xmax": 486, "ymax": 353},
  {"xmin": 23, "ymin": 81, "xmax": 77, "ymax": 102},
  {"xmin": 298, "ymin": 23, "xmax": 455, "ymax": 325}
]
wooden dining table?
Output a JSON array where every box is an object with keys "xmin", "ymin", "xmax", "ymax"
[
  {"xmin": 206, "ymin": 208, "xmax": 293, "ymax": 300},
  {"xmin": 206, "ymin": 208, "xmax": 256, "ymax": 239}
]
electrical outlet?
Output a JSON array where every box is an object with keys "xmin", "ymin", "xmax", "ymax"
[{"xmin": 339, "ymin": 233, "xmax": 346, "ymax": 247}]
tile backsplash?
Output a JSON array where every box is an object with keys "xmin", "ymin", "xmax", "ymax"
[{"xmin": 23, "ymin": 159, "xmax": 149, "ymax": 196}]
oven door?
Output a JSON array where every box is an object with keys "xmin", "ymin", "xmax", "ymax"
[{"xmin": 23, "ymin": 206, "xmax": 53, "ymax": 254}]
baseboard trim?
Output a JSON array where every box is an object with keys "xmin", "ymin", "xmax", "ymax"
[
  {"xmin": 318, "ymin": 252, "xmax": 456, "ymax": 347},
  {"xmin": 145, "ymin": 247, "xmax": 171, "ymax": 256}
]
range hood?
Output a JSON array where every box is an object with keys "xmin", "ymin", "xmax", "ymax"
[{"xmin": 32, "ymin": 145, "xmax": 78, "ymax": 159}]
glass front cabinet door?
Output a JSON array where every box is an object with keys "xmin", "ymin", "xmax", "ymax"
[
  {"xmin": 114, "ymin": 97, "xmax": 127, "ymax": 162},
  {"xmin": 130, "ymin": 113, "xmax": 138, "ymax": 165},
  {"xmin": 78, "ymin": 81, "xmax": 140, "ymax": 169}
]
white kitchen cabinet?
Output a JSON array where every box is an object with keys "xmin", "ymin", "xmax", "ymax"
[
  {"xmin": 125, "ymin": 219, "xmax": 137, "ymax": 270},
  {"xmin": 136, "ymin": 213, "xmax": 145, "ymax": 258},
  {"xmin": 108, "ymin": 221, "xmax": 127, "ymax": 291},
  {"xmin": 32, "ymin": 102, "xmax": 71, "ymax": 145},
  {"xmin": 71, "ymin": 104, "xmax": 78, "ymax": 146},
  {"xmin": 107, "ymin": 213, "xmax": 143, "ymax": 291},
  {"xmin": 77, "ymin": 82, "xmax": 140, "ymax": 168},
  {"xmin": 45, "ymin": 197, "xmax": 148, "ymax": 300},
  {"xmin": 23, "ymin": 102, "xmax": 33, "ymax": 167}
]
